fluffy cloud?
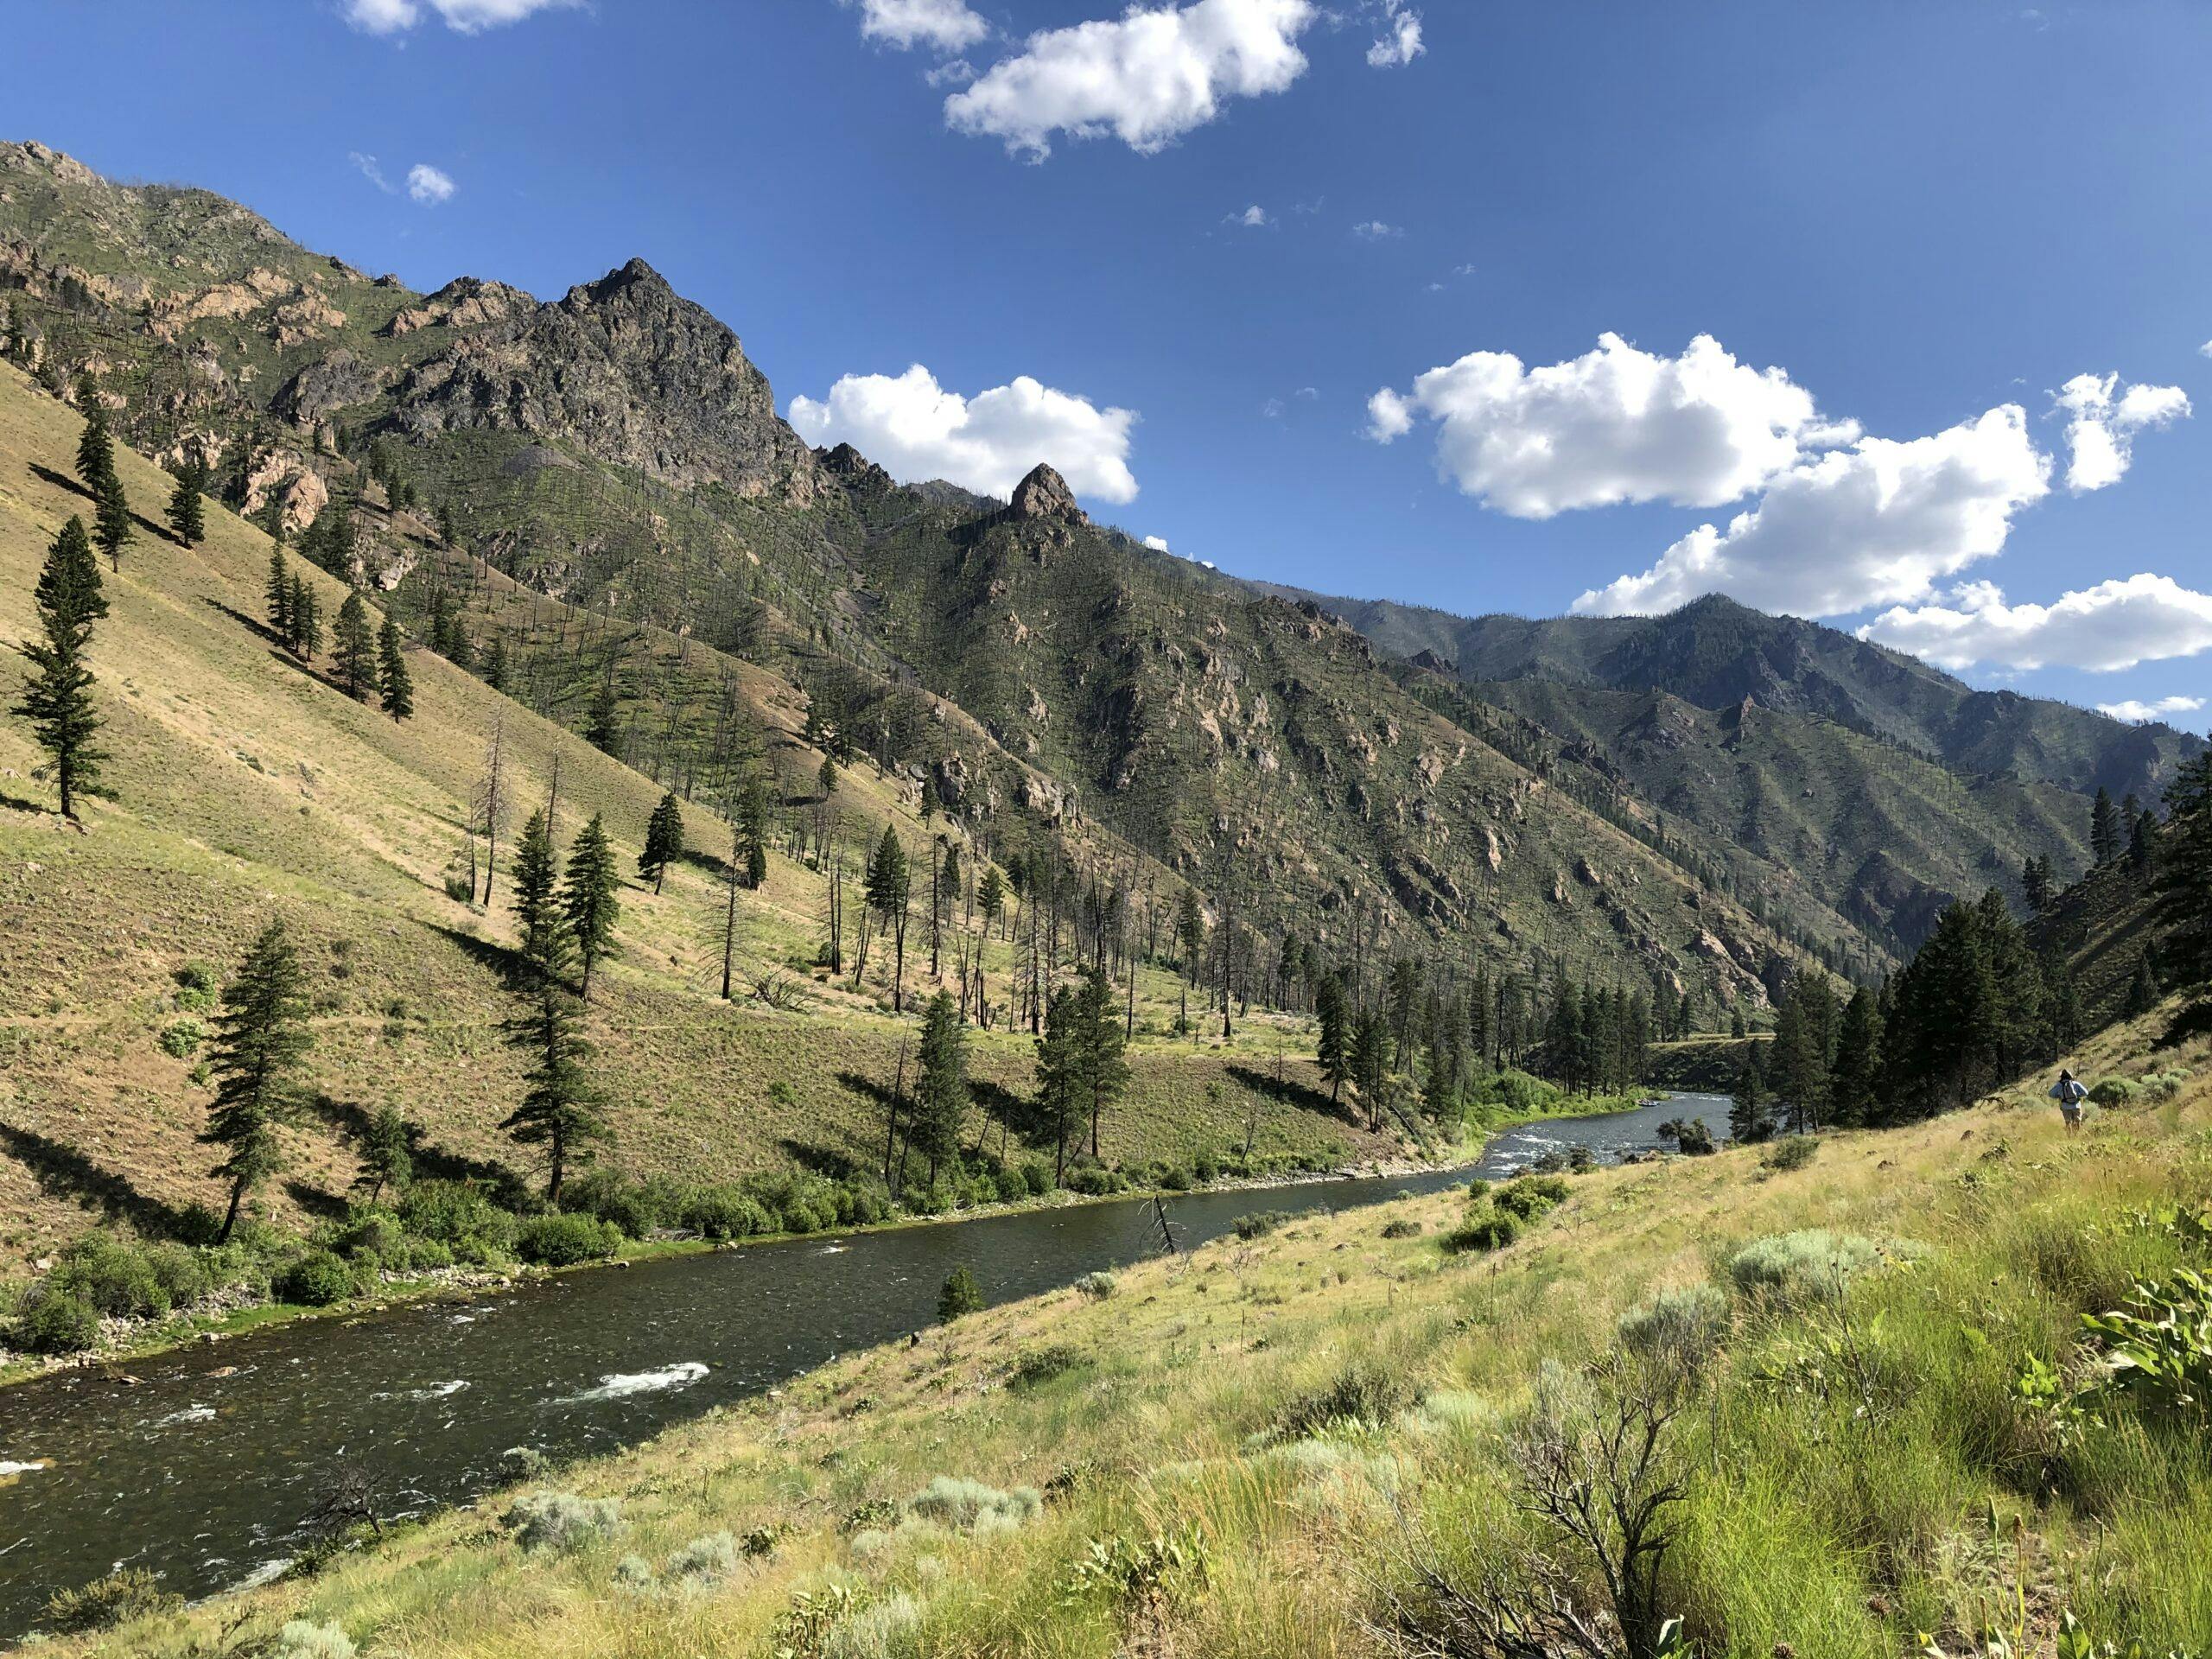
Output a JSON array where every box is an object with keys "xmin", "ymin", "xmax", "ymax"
[
  {"xmin": 344, "ymin": 0, "xmax": 573, "ymax": 33},
  {"xmin": 788, "ymin": 365, "xmax": 1140, "ymax": 504},
  {"xmin": 1228, "ymin": 204, "xmax": 1270, "ymax": 226},
  {"xmin": 1366, "ymin": 0, "xmax": 1423, "ymax": 67},
  {"xmin": 2055, "ymin": 372, "xmax": 2190, "ymax": 492},
  {"xmin": 2098, "ymin": 695, "xmax": 2206, "ymax": 724},
  {"xmin": 850, "ymin": 0, "xmax": 989, "ymax": 52},
  {"xmin": 944, "ymin": 0, "xmax": 1315, "ymax": 160},
  {"xmin": 1575, "ymin": 406, "xmax": 2049, "ymax": 619},
  {"xmin": 406, "ymin": 163, "xmax": 456, "ymax": 204},
  {"xmin": 1857, "ymin": 573, "xmax": 2212, "ymax": 673},
  {"xmin": 1371, "ymin": 333, "xmax": 1845, "ymax": 519},
  {"xmin": 1352, "ymin": 219, "xmax": 1402, "ymax": 240},
  {"xmin": 1143, "ymin": 534, "xmax": 1173, "ymax": 551}
]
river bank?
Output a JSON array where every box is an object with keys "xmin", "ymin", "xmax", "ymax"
[{"xmin": 0, "ymin": 1084, "xmax": 1660, "ymax": 1391}]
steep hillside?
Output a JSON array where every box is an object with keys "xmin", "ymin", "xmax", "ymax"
[{"xmin": 0, "ymin": 364, "xmax": 1395, "ymax": 1259}]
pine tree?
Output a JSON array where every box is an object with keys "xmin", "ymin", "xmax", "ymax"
[
  {"xmin": 334, "ymin": 592, "xmax": 376, "ymax": 701},
  {"xmin": 1729, "ymin": 1044, "xmax": 1774, "ymax": 1143},
  {"xmin": 2151, "ymin": 753, "xmax": 2212, "ymax": 1028},
  {"xmin": 92, "ymin": 461, "xmax": 134, "ymax": 572},
  {"xmin": 289, "ymin": 575, "xmax": 321, "ymax": 660},
  {"xmin": 500, "ymin": 930, "xmax": 607, "ymax": 1202},
  {"xmin": 12, "ymin": 516, "xmax": 109, "ymax": 819},
  {"xmin": 865, "ymin": 823, "xmax": 911, "ymax": 1007},
  {"xmin": 2091, "ymin": 786, "xmax": 2121, "ymax": 867},
  {"xmin": 200, "ymin": 922, "xmax": 314, "ymax": 1243},
  {"xmin": 353, "ymin": 1105, "xmax": 413, "ymax": 1205},
  {"xmin": 1351, "ymin": 1008, "xmax": 1389, "ymax": 1124},
  {"xmin": 1075, "ymin": 965, "xmax": 1129, "ymax": 1160},
  {"xmin": 165, "ymin": 454, "xmax": 207, "ymax": 548},
  {"xmin": 376, "ymin": 618, "xmax": 412, "ymax": 720},
  {"xmin": 265, "ymin": 549, "xmax": 293, "ymax": 639},
  {"xmin": 302, "ymin": 494, "xmax": 353, "ymax": 579},
  {"xmin": 735, "ymin": 772, "xmax": 771, "ymax": 889},
  {"xmin": 1828, "ymin": 986, "xmax": 1884, "ymax": 1128},
  {"xmin": 1035, "ymin": 982, "xmax": 1083, "ymax": 1183},
  {"xmin": 937, "ymin": 1265, "xmax": 982, "ymax": 1323},
  {"xmin": 977, "ymin": 865, "xmax": 1005, "ymax": 935},
  {"xmin": 817, "ymin": 753, "xmax": 837, "ymax": 797},
  {"xmin": 2123, "ymin": 950, "xmax": 2160, "ymax": 1019},
  {"xmin": 1316, "ymin": 974, "xmax": 1351, "ymax": 1103},
  {"xmin": 562, "ymin": 812, "xmax": 621, "ymax": 999},
  {"xmin": 481, "ymin": 634, "xmax": 509, "ymax": 693},
  {"xmin": 639, "ymin": 791, "xmax": 684, "ymax": 892},
  {"xmin": 585, "ymin": 675, "xmax": 620, "ymax": 755},
  {"xmin": 510, "ymin": 808, "xmax": 563, "ymax": 965},
  {"xmin": 912, "ymin": 990, "xmax": 968, "ymax": 1188}
]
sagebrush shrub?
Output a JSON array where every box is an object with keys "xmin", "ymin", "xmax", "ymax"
[
  {"xmin": 1725, "ymin": 1229, "xmax": 1885, "ymax": 1304},
  {"xmin": 1073, "ymin": 1270, "xmax": 1116, "ymax": 1300},
  {"xmin": 272, "ymin": 1620, "xmax": 356, "ymax": 1659},
  {"xmin": 1444, "ymin": 1210, "xmax": 1522, "ymax": 1254},
  {"xmin": 1277, "ymin": 1354, "xmax": 1414, "ymax": 1436},
  {"xmin": 664, "ymin": 1530, "xmax": 740, "ymax": 1586},
  {"xmin": 1761, "ymin": 1135, "xmax": 1821, "ymax": 1172},
  {"xmin": 902, "ymin": 1476, "xmax": 1041, "ymax": 1532},
  {"xmin": 503, "ymin": 1491, "xmax": 624, "ymax": 1553},
  {"xmin": 1617, "ymin": 1283, "xmax": 1730, "ymax": 1373},
  {"xmin": 40, "ymin": 1567, "xmax": 181, "ymax": 1634},
  {"xmin": 20, "ymin": 1287, "xmax": 101, "ymax": 1353}
]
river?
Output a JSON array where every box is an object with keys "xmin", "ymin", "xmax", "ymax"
[{"xmin": 0, "ymin": 1092, "xmax": 1732, "ymax": 1640}]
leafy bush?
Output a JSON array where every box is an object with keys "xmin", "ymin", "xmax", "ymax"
[
  {"xmin": 1762, "ymin": 1135, "xmax": 1821, "ymax": 1172},
  {"xmin": 1020, "ymin": 1160, "xmax": 1053, "ymax": 1197},
  {"xmin": 1459, "ymin": 1178, "xmax": 1492, "ymax": 1202},
  {"xmin": 500, "ymin": 1446, "xmax": 551, "ymax": 1481},
  {"xmin": 1443, "ymin": 1210, "xmax": 1522, "ymax": 1254},
  {"xmin": 514, "ymin": 1213, "xmax": 621, "ymax": 1267},
  {"xmin": 1380, "ymin": 1217, "xmax": 1424, "ymax": 1239},
  {"xmin": 903, "ymin": 1476, "xmax": 1042, "ymax": 1533},
  {"xmin": 1062, "ymin": 1162, "xmax": 1127, "ymax": 1197},
  {"xmin": 679, "ymin": 1185, "xmax": 773, "ymax": 1240},
  {"xmin": 664, "ymin": 1531, "xmax": 740, "ymax": 1586},
  {"xmin": 938, "ymin": 1265, "xmax": 982, "ymax": 1322},
  {"xmin": 1725, "ymin": 1229, "xmax": 1886, "ymax": 1304},
  {"xmin": 40, "ymin": 1567, "xmax": 182, "ymax": 1634},
  {"xmin": 172, "ymin": 962, "xmax": 218, "ymax": 1011},
  {"xmin": 503, "ymin": 1491, "xmax": 624, "ymax": 1553},
  {"xmin": 1193, "ymin": 1152, "xmax": 1221, "ymax": 1183},
  {"xmin": 1011, "ymin": 1344, "xmax": 1090, "ymax": 1389},
  {"xmin": 1278, "ymin": 1355, "xmax": 1415, "ymax": 1436},
  {"xmin": 1073, "ymin": 1270, "xmax": 1116, "ymax": 1300},
  {"xmin": 1234, "ymin": 1209, "xmax": 1296, "ymax": 1240},
  {"xmin": 143, "ymin": 1242, "xmax": 209, "ymax": 1308},
  {"xmin": 399, "ymin": 1180, "xmax": 515, "ymax": 1263},
  {"xmin": 329, "ymin": 1211, "xmax": 407, "ymax": 1270},
  {"xmin": 993, "ymin": 1168, "xmax": 1030, "ymax": 1204},
  {"xmin": 54, "ymin": 1231, "xmax": 171, "ymax": 1319},
  {"xmin": 272, "ymin": 1620, "xmax": 357, "ymax": 1659},
  {"xmin": 1494, "ymin": 1177, "xmax": 1567, "ymax": 1223},
  {"xmin": 559, "ymin": 1169, "xmax": 660, "ymax": 1237},
  {"xmin": 1617, "ymin": 1284, "xmax": 1731, "ymax": 1374},
  {"xmin": 159, "ymin": 1018, "xmax": 207, "ymax": 1058},
  {"xmin": 20, "ymin": 1288, "xmax": 101, "ymax": 1354},
  {"xmin": 276, "ymin": 1250, "xmax": 356, "ymax": 1307},
  {"xmin": 405, "ymin": 1238, "xmax": 453, "ymax": 1272},
  {"xmin": 2082, "ymin": 1268, "xmax": 2212, "ymax": 1418}
]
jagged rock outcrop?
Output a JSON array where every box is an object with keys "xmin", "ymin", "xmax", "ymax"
[
  {"xmin": 1007, "ymin": 463, "xmax": 1082, "ymax": 524},
  {"xmin": 819, "ymin": 442, "xmax": 892, "ymax": 493},
  {"xmin": 387, "ymin": 257, "xmax": 819, "ymax": 499}
]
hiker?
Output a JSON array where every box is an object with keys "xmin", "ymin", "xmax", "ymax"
[{"xmin": 2050, "ymin": 1069, "xmax": 2088, "ymax": 1134}]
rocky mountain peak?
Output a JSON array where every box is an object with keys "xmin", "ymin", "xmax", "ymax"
[
  {"xmin": 572, "ymin": 256, "xmax": 672, "ymax": 309},
  {"xmin": 820, "ymin": 442, "xmax": 892, "ymax": 492},
  {"xmin": 1007, "ymin": 463, "xmax": 1082, "ymax": 523}
]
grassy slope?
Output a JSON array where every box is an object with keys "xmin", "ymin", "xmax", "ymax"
[
  {"xmin": 0, "ymin": 365, "xmax": 1391, "ymax": 1261},
  {"xmin": 67, "ymin": 1007, "xmax": 2212, "ymax": 1658}
]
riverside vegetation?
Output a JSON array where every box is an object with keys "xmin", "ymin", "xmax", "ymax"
[{"xmin": 38, "ymin": 1002, "xmax": 2212, "ymax": 1658}]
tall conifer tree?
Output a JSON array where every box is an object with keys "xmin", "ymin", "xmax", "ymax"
[
  {"xmin": 201, "ymin": 923, "xmax": 314, "ymax": 1243},
  {"xmin": 13, "ymin": 516, "xmax": 109, "ymax": 819}
]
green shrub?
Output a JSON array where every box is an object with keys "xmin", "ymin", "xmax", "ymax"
[
  {"xmin": 1020, "ymin": 1161, "xmax": 1053, "ymax": 1197},
  {"xmin": 1159, "ymin": 1164, "xmax": 1194, "ymax": 1192},
  {"xmin": 40, "ymin": 1567, "xmax": 182, "ymax": 1634},
  {"xmin": 1063, "ymin": 1162, "xmax": 1126, "ymax": 1196},
  {"xmin": 1617, "ymin": 1283, "xmax": 1731, "ymax": 1373},
  {"xmin": 559, "ymin": 1170, "xmax": 660, "ymax": 1237},
  {"xmin": 503, "ymin": 1491, "xmax": 624, "ymax": 1553},
  {"xmin": 994, "ymin": 1168, "xmax": 1031, "ymax": 1204},
  {"xmin": 1380, "ymin": 1217, "xmax": 1423, "ymax": 1239},
  {"xmin": 1725, "ymin": 1229, "xmax": 1886, "ymax": 1304},
  {"xmin": 20, "ymin": 1288, "xmax": 101, "ymax": 1353},
  {"xmin": 143, "ymin": 1242, "xmax": 209, "ymax": 1308},
  {"xmin": 1459, "ymin": 1178, "xmax": 1492, "ymax": 1202},
  {"xmin": 2089, "ymin": 1077, "xmax": 2138, "ymax": 1108},
  {"xmin": 902, "ymin": 1476, "xmax": 1041, "ymax": 1533},
  {"xmin": 679, "ymin": 1186, "xmax": 773, "ymax": 1240},
  {"xmin": 1011, "ymin": 1344, "xmax": 1090, "ymax": 1389},
  {"xmin": 500, "ymin": 1445, "xmax": 552, "ymax": 1481},
  {"xmin": 399, "ymin": 1180, "xmax": 516, "ymax": 1262},
  {"xmin": 1494, "ymin": 1178, "xmax": 1567, "ymax": 1223},
  {"xmin": 664, "ymin": 1531, "xmax": 740, "ymax": 1586},
  {"xmin": 1277, "ymin": 1355, "xmax": 1414, "ymax": 1436},
  {"xmin": 172, "ymin": 962, "xmax": 218, "ymax": 1011},
  {"xmin": 1234, "ymin": 1209, "xmax": 1296, "ymax": 1240},
  {"xmin": 158, "ymin": 1018, "xmax": 206, "ymax": 1058},
  {"xmin": 514, "ymin": 1213, "xmax": 621, "ymax": 1267},
  {"xmin": 1073, "ymin": 1270, "xmax": 1116, "ymax": 1300},
  {"xmin": 1193, "ymin": 1152, "xmax": 1221, "ymax": 1183},
  {"xmin": 2082, "ymin": 1267, "xmax": 2212, "ymax": 1419},
  {"xmin": 54, "ymin": 1231, "xmax": 171, "ymax": 1319},
  {"xmin": 272, "ymin": 1620, "xmax": 357, "ymax": 1659},
  {"xmin": 938, "ymin": 1265, "xmax": 983, "ymax": 1322},
  {"xmin": 329, "ymin": 1211, "xmax": 408, "ymax": 1269},
  {"xmin": 275, "ymin": 1250, "xmax": 356, "ymax": 1307},
  {"xmin": 404, "ymin": 1238, "xmax": 453, "ymax": 1272},
  {"xmin": 1761, "ymin": 1135, "xmax": 1821, "ymax": 1172},
  {"xmin": 1443, "ymin": 1210, "xmax": 1522, "ymax": 1254}
]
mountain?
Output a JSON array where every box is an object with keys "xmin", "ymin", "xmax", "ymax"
[{"xmin": 1244, "ymin": 584, "xmax": 2201, "ymax": 953}]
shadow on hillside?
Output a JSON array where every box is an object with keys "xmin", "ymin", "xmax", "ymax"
[
  {"xmin": 283, "ymin": 1177, "xmax": 349, "ymax": 1223},
  {"xmin": 202, "ymin": 594, "xmax": 283, "ymax": 648},
  {"xmin": 970, "ymin": 1078, "xmax": 1053, "ymax": 1149},
  {"xmin": 0, "ymin": 1120, "xmax": 198, "ymax": 1239},
  {"xmin": 26, "ymin": 462, "xmax": 175, "ymax": 548},
  {"xmin": 1225, "ymin": 1063, "xmax": 1363, "ymax": 1130},
  {"xmin": 304, "ymin": 1092, "xmax": 527, "ymax": 1206},
  {"xmin": 199, "ymin": 596, "xmax": 362, "ymax": 698},
  {"xmin": 426, "ymin": 923, "xmax": 527, "ymax": 990},
  {"xmin": 776, "ymin": 1136, "xmax": 868, "ymax": 1182},
  {"xmin": 675, "ymin": 844, "xmax": 735, "ymax": 883},
  {"xmin": 0, "ymin": 789, "xmax": 52, "ymax": 816},
  {"xmin": 2163, "ymin": 1002, "xmax": 2212, "ymax": 1048}
]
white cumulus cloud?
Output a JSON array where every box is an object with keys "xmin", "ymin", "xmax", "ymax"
[
  {"xmin": 1143, "ymin": 534, "xmax": 1172, "ymax": 551},
  {"xmin": 344, "ymin": 0, "xmax": 573, "ymax": 34},
  {"xmin": 1366, "ymin": 0, "xmax": 1423, "ymax": 67},
  {"xmin": 788, "ymin": 365, "xmax": 1140, "ymax": 505},
  {"xmin": 406, "ymin": 163, "xmax": 456, "ymax": 204},
  {"xmin": 944, "ymin": 0, "xmax": 1316, "ymax": 160},
  {"xmin": 1858, "ymin": 573, "xmax": 2212, "ymax": 673},
  {"xmin": 1228, "ymin": 204, "xmax": 1270, "ymax": 226},
  {"xmin": 1575, "ymin": 405, "xmax": 2051, "ymax": 619},
  {"xmin": 850, "ymin": 0, "xmax": 989, "ymax": 52},
  {"xmin": 2055, "ymin": 372, "xmax": 2190, "ymax": 492},
  {"xmin": 2098, "ymin": 695, "xmax": 2206, "ymax": 724},
  {"xmin": 1370, "ymin": 333, "xmax": 1846, "ymax": 519},
  {"xmin": 1352, "ymin": 219, "xmax": 1402, "ymax": 240}
]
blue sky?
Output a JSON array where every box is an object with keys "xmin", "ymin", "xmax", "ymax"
[{"xmin": 12, "ymin": 0, "xmax": 2211, "ymax": 726}]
